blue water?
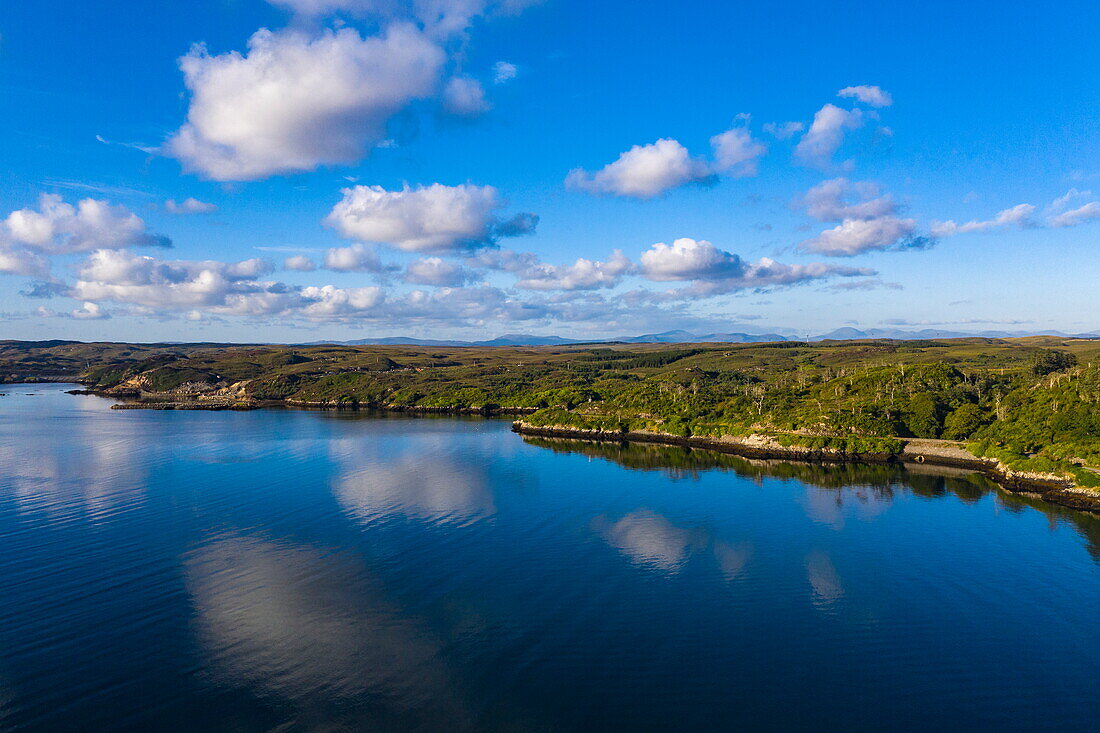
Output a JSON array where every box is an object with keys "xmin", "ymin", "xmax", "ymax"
[{"xmin": 2, "ymin": 383, "xmax": 1100, "ymax": 730}]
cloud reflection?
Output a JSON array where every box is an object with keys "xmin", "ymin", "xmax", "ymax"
[
  {"xmin": 0, "ymin": 400, "xmax": 148, "ymax": 523},
  {"xmin": 595, "ymin": 510, "xmax": 754, "ymax": 580},
  {"xmin": 185, "ymin": 534, "xmax": 469, "ymax": 723},
  {"xmin": 596, "ymin": 510, "xmax": 695, "ymax": 572},
  {"xmin": 333, "ymin": 453, "xmax": 495, "ymax": 526},
  {"xmin": 806, "ymin": 549, "xmax": 844, "ymax": 607}
]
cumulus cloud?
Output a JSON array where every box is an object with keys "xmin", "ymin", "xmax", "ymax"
[
  {"xmin": 837, "ymin": 85, "xmax": 893, "ymax": 108},
  {"xmin": 297, "ymin": 284, "xmax": 385, "ymax": 317},
  {"xmin": 33, "ymin": 302, "xmax": 111, "ymax": 320},
  {"xmin": 800, "ymin": 216, "xmax": 924, "ymax": 256},
  {"xmin": 640, "ymin": 238, "xmax": 744, "ymax": 281},
  {"xmin": 0, "ymin": 195, "xmax": 167, "ymax": 277},
  {"xmin": 165, "ymin": 197, "xmax": 218, "ymax": 214},
  {"xmin": 930, "ymin": 203, "xmax": 1036, "ymax": 237},
  {"xmin": 2, "ymin": 194, "xmax": 169, "ymax": 254},
  {"xmin": 800, "ymin": 178, "xmax": 897, "ymax": 221},
  {"xmin": 325, "ymin": 183, "xmax": 535, "ymax": 252},
  {"xmin": 71, "ymin": 302, "xmax": 110, "ymax": 320},
  {"xmin": 441, "ymin": 75, "xmax": 491, "ymax": 116},
  {"xmin": 70, "ymin": 249, "xmax": 287, "ymax": 315},
  {"xmin": 403, "ymin": 256, "xmax": 479, "ymax": 286},
  {"xmin": 166, "ymin": 25, "xmax": 446, "ymax": 181},
  {"xmin": 638, "ymin": 237, "xmax": 871, "ymax": 294},
  {"xmin": 492, "ymin": 60, "xmax": 517, "ymax": 84},
  {"xmin": 67, "ymin": 249, "xmax": 394, "ymax": 321},
  {"xmin": 794, "ymin": 104, "xmax": 864, "ymax": 170},
  {"xmin": 0, "ymin": 249, "xmax": 49, "ymax": 277},
  {"xmin": 566, "ymin": 139, "xmax": 713, "ymax": 198},
  {"xmin": 283, "ymin": 254, "xmax": 317, "ymax": 271},
  {"xmin": 710, "ymin": 127, "xmax": 767, "ymax": 177},
  {"xmin": 514, "ymin": 250, "xmax": 633, "ymax": 291},
  {"xmin": 323, "ymin": 243, "xmax": 387, "ymax": 272},
  {"xmin": 797, "ymin": 178, "xmax": 931, "ymax": 256}
]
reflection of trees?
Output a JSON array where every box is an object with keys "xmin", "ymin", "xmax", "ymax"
[
  {"xmin": 525, "ymin": 436, "xmax": 909, "ymax": 490},
  {"xmin": 996, "ymin": 491, "xmax": 1100, "ymax": 563},
  {"xmin": 524, "ymin": 436, "xmax": 1100, "ymax": 564}
]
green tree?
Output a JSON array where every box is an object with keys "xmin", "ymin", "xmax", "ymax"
[
  {"xmin": 907, "ymin": 393, "xmax": 945, "ymax": 438},
  {"xmin": 1032, "ymin": 349, "xmax": 1077, "ymax": 377},
  {"xmin": 942, "ymin": 403, "xmax": 986, "ymax": 440}
]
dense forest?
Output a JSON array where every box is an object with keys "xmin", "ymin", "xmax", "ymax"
[{"xmin": 4, "ymin": 336, "xmax": 1099, "ymax": 487}]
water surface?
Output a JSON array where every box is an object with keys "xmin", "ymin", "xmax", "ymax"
[{"xmin": 2, "ymin": 383, "xmax": 1100, "ymax": 730}]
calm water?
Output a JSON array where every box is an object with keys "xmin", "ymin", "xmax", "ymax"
[{"xmin": 2, "ymin": 384, "xmax": 1100, "ymax": 731}]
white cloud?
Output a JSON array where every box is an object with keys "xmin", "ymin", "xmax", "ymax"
[
  {"xmin": 800, "ymin": 178, "xmax": 897, "ymax": 221},
  {"xmin": 637, "ymin": 238, "xmax": 872, "ymax": 295},
  {"xmin": 794, "ymin": 104, "xmax": 864, "ymax": 170},
  {"xmin": 325, "ymin": 183, "xmax": 534, "ymax": 252},
  {"xmin": 166, "ymin": 25, "xmax": 446, "ymax": 181},
  {"xmin": 837, "ymin": 85, "xmax": 893, "ymax": 108},
  {"xmin": 566, "ymin": 138, "xmax": 713, "ymax": 198},
  {"xmin": 796, "ymin": 178, "xmax": 930, "ymax": 256},
  {"xmin": 403, "ymin": 256, "xmax": 479, "ymax": 286},
  {"xmin": 283, "ymin": 255, "xmax": 317, "ymax": 271},
  {"xmin": 71, "ymin": 249, "xmax": 287, "ymax": 315},
  {"xmin": 0, "ymin": 249, "xmax": 49, "ymax": 277},
  {"xmin": 1045, "ymin": 190, "xmax": 1100, "ymax": 228},
  {"xmin": 492, "ymin": 60, "xmax": 518, "ymax": 84},
  {"xmin": 441, "ymin": 75, "xmax": 491, "ymax": 117},
  {"xmin": 298, "ymin": 284, "xmax": 385, "ymax": 317},
  {"xmin": 1049, "ymin": 201, "xmax": 1100, "ymax": 228},
  {"xmin": 931, "ymin": 203, "xmax": 1036, "ymax": 237},
  {"xmin": 514, "ymin": 250, "xmax": 633, "ymax": 291},
  {"xmin": 165, "ymin": 197, "xmax": 218, "ymax": 214},
  {"xmin": 0, "ymin": 195, "xmax": 166, "ymax": 277},
  {"xmin": 710, "ymin": 128, "xmax": 767, "ymax": 178},
  {"xmin": 323, "ymin": 243, "xmax": 387, "ymax": 272},
  {"xmin": 1047, "ymin": 188, "xmax": 1090, "ymax": 213},
  {"xmin": 800, "ymin": 216, "xmax": 922, "ymax": 256},
  {"xmin": 640, "ymin": 238, "xmax": 743, "ymax": 281},
  {"xmin": 71, "ymin": 302, "xmax": 110, "ymax": 320}
]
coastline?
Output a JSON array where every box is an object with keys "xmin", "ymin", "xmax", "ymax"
[
  {"xmin": 52, "ymin": 382, "xmax": 1100, "ymax": 516},
  {"xmin": 511, "ymin": 421, "xmax": 1100, "ymax": 515},
  {"xmin": 77, "ymin": 386, "xmax": 540, "ymax": 415}
]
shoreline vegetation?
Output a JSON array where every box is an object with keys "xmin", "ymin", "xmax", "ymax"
[{"xmin": 4, "ymin": 335, "xmax": 1100, "ymax": 513}]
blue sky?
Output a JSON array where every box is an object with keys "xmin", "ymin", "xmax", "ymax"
[{"xmin": 0, "ymin": 0, "xmax": 1097, "ymax": 342}]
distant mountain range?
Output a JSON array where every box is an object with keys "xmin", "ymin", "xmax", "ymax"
[{"xmin": 303, "ymin": 328, "xmax": 1100, "ymax": 347}]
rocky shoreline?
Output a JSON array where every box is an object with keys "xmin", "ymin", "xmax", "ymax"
[{"xmin": 511, "ymin": 421, "xmax": 1100, "ymax": 514}]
